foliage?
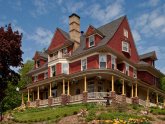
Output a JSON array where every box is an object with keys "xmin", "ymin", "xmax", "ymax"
[
  {"xmin": 0, "ymin": 24, "xmax": 23, "ymax": 107},
  {"xmin": 86, "ymin": 110, "xmax": 96, "ymax": 122},
  {"xmin": 160, "ymin": 77, "xmax": 165, "ymax": 91},
  {"xmin": 150, "ymin": 107, "xmax": 165, "ymax": 115}
]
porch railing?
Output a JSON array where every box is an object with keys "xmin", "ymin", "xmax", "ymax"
[
  {"xmin": 40, "ymin": 99, "xmax": 48, "ymax": 106},
  {"xmin": 139, "ymin": 99, "xmax": 146, "ymax": 106},
  {"xmin": 88, "ymin": 92, "xmax": 109, "ymax": 99},
  {"xmin": 126, "ymin": 97, "xmax": 132, "ymax": 104},
  {"xmin": 70, "ymin": 94, "xmax": 83, "ymax": 102},
  {"xmin": 53, "ymin": 96, "xmax": 61, "ymax": 104},
  {"xmin": 30, "ymin": 101, "xmax": 36, "ymax": 107}
]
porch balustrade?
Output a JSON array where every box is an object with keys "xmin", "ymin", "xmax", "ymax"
[
  {"xmin": 53, "ymin": 96, "xmax": 61, "ymax": 104},
  {"xmin": 40, "ymin": 99, "xmax": 48, "ymax": 106},
  {"xmin": 30, "ymin": 101, "xmax": 36, "ymax": 107},
  {"xmin": 70, "ymin": 94, "xmax": 83, "ymax": 102},
  {"xmin": 88, "ymin": 92, "xmax": 109, "ymax": 99},
  {"xmin": 139, "ymin": 99, "xmax": 146, "ymax": 106}
]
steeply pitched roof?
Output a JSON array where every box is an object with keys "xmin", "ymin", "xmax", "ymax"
[
  {"xmin": 58, "ymin": 28, "xmax": 70, "ymax": 40},
  {"xmin": 33, "ymin": 51, "xmax": 48, "ymax": 60},
  {"xmin": 72, "ymin": 15, "xmax": 126, "ymax": 55},
  {"xmin": 139, "ymin": 51, "xmax": 157, "ymax": 60}
]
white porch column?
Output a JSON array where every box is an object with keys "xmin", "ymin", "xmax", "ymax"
[
  {"xmin": 111, "ymin": 75, "xmax": 114, "ymax": 92},
  {"xmin": 63, "ymin": 79, "xmax": 65, "ymax": 94}
]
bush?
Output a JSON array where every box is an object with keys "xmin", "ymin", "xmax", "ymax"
[{"xmin": 85, "ymin": 110, "xmax": 96, "ymax": 122}]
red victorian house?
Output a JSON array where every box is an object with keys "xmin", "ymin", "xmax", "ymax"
[{"xmin": 22, "ymin": 13, "xmax": 165, "ymax": 108}]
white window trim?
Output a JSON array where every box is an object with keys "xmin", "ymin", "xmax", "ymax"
[
  {"xmin": 88, "ymin": 35, "xmax": 95, "ymax": 47},
  {"xmin": 124, "ymin": 28, "xmax": 128, "ymax": 38},
  {"xmin": 81, "ymin": 58, "xmax": 87, "ymax": 71},
  {"xmin": 62, "ymin": 63, "xmax": 69, "ymax": 74},
  {"xmin": 51, "ymin": 65, "xmax": 56, "ymax": 77},
  {"xmin": 133, "ymin": 68, "xmax": 137, "ymax": 78},
  {"xmin": 99, "ymin": 54, "xmax": 107, "ymax": 69},
  {"xmin": 44, "ymin": 72, "xmax": 48, "ymax": 79},
  {"xmin": 122, "ymin": 41, "xmax": 129, "ymax": 53}
]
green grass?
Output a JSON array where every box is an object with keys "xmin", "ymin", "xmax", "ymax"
[
  {"xmin": 13, "ymin": 104, "xmax": 86, "ymax": 122},
  {"xmin": 150, "ymin": 107, "xmax": 165, "ymax": 115}
]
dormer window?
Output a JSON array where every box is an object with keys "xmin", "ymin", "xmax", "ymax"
[
  {"xmin": 122, "ymin": 41, "xmax": 129, "ymax": 53},
  {"xmin": 124, "ymin": 28, "xmax": 128, "ymax": 38},
  {"xmin": 89, "ymin": 35, "xmax": 95, "ymax": 47}
]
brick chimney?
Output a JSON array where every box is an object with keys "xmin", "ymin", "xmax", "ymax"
[{"xmin": 69, "ymin": 13, "xmax": 80, "ymax": 50}]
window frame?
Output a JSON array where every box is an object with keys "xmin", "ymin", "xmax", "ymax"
[
  {"xmin": 133, "ymin": 68, "xmax": 137, "ymax": 78},
  {"xmin": 99, "ymin": 54, "xmax": 107, "ymax": 69},
  {"xmin": 81, "ymin": 58, "xmax": 87, "ymax": 71},
  {"xmin": 62, "ymin": 63, "xmax": 69, "ymax": 74},
  {"xmin": 34, "ymin": 75, "xmax": 38, "ymax": 82},
  {"xmin": 122, "ymin": 41, "xmax": 129, "ymax": 53},
  {"xmin": 44, "ymin": 72, "xmax": 48, "ymax": 79},
  {"xmin": 51, "ymin": 65, "xmax": 56, "ymax": 77},
  {"xmin": 111, "ymin": 55, "xmax": 116, "ymax": 70},
  {"xmin": 88, "ymin": 35, "xmax": 95, "ymax": 47},
  {"xmin": 125, "ymin": 63, "xmax": 129, "ymax": 76}
]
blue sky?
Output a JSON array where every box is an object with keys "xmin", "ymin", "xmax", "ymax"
[{"xmin": 0, "ymin": 0, "xmax": 165, "ymax": 73}]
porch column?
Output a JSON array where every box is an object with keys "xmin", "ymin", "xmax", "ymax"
[
  {"xmin": 146, "ymin": 89, "xmax": 150, "ymax": 107},
  {"xmin": 83, "ymin": 75, "xmax": 88, "ymax": 103},
  {"xmin": 156, "ymin": 93, "xmax": 159, "ymax": 104},
  {"xmin": 67, "ymin": 80, "xmax": 70, "ymax": 95},
  {"xmin": 131, "ymin": 84, "xmax": 134, "ymax": 98},
  {"xmin": 28, "ymin": 89, "xmax": 30, "ymax": 102},
  {"xmin": 37, "ymin": 86, "xmax": 40, "ymax": 99},
  {"xmin": 48, "ymin": 82, "xmax": 53, "ymax": 106},
  {"xmin": 135, "ymin": 83, "xmax": 138, "ymax": 97},
  {"xmin": 122, "ymin": 79, "xmax": 125, "ymax": 95},
  {"xmin": 36, "ymin": 86, "xmax": 40, "ymax": 107},
  {"xmin": 84, "ymin": 76, "xmax": 87, "ymax": 92},
  {"xmin": 63, "ymin": 79, "xmax": 65, "ymax": 94},
  {"xmin": 49, "ymin": 82, "xmax": 52, "ymax": 97},
  {"xmin": 111, "ymin": 75, "xmax": 114, "ymax": 92},
  {"xmin": 21, "ymin": 93, "xmax": 24, "ymax": 105}
]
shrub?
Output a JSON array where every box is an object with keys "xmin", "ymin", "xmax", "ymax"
[{"xmin": 85, "ymin": 110, "xmax": 96, "ymax": 122}]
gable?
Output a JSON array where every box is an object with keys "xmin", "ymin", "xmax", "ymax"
[
  {"xmin": 48, "ymin": 29, "xmax": 67, "ymax": 52},
  {"xmin": 85, "ymin": 25, "xmax": 95, "ymax": 36},
  {"xmin": 107, "ymin": 17, "xmax": 139, "ymax": 63}
]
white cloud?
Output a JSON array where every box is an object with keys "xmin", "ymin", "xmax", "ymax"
[
  {"xmin": 85, "ymin": 0, "xmax": 124, "ymax": 24},
  {"xmin": 139, "ymin": 0, "xmax": 159, "ymax": 7},
  {"xmin": 132, "ymin": 30, "xmax": 141, "ymax": 42},
  {"xmin": 28, "ymin": 27, "xmax": 53, "ymax": 46}
]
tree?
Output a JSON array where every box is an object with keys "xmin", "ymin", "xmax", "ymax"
[
  {"xmin": 160, "ymin": 77, "xmax": 165, "ymax": 91},
  {"xmin": 0, "ymin": 24, "xmax": 23, "ymax": 109}
]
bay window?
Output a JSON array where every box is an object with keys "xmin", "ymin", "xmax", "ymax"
[
  {"xmin": 62, "ymin": 63, "xmax": 69, "ymax": 74},
  {"xmin": 99, "ymin": 54, "xmax": 107, "ymax": 68},
  {"xmin": 81, "ymin": 59, "xmax": 87, "ymax": 71}
]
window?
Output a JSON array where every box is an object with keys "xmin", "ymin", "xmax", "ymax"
[
  {"xmin": 111, "ymin": 56, "xmax": 116, "ymax": 70},
  {"xmin": 122, "ymin": 41, "xmax": 129, "ymax": 53},
  {"xmin": 99, "ymin": 54, "xmax": 107, "ymax": 68},
  {"xmin": 44, "ymin": 72, "xmax": 48, "ymax": 79},
  {"xmin": 34, "ymin": 75, "xmax": 38, "ymax": 82},
  {"xmin": 81, "ymin": 59, "xmax": 87, "ymax": 71},
  {"xmin": 133, "ymin": 68, "xmax": 137, "ymax": 78},
  {"xmin": 89, "ymin": 35, "xmax": 95, "ymax": 47},
  {"xmin": 36, "ymin": 60, "xmax": 40, "ymax": 68},
  {"xmin": 124, "ymin": 28, "xmax": 128, "ymax": 38},
  {"xmin": 62, "ymin": 63, "xmax": 69, "ymax": 74},
  {"xmin": 125, "ymin": 64, "xmax": 129, "ymax": 76},
  {"xmin": 51, "ymin": 65, "xmax": 56, "ymax": 77},
  {"xmin": 63, "ymin": 48, "xmax": 67, "ymax": 54}
]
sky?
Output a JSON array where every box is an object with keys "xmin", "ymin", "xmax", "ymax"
[{"xmin": 0, "ymin": 0, "xmax": 165, "ymax": 73}]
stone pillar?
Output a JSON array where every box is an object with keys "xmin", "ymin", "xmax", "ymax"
[
  {"xmin": 110, "ymin": 75, "xmax": 116, "ymax": 103},
  {"xmin": 83, "ymin": 76, "xmax": 88, "ymax": 103},
  {"xmin": 48, "ymin": 82, "xmax": 53, "ymax": 106}
]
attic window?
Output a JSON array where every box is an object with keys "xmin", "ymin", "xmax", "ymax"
[
  {"xmin": 89, "ymin": 35, "xmax": 95, "ymax": 47},
  {"xmin": 122, "ymin": 41, "xmax": 129, "ymax": 53},
  {"xmin": 124, "ymin": 28, "xmax": 128, "ymax": 38}
]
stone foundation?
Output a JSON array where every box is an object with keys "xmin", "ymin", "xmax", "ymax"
[
  {"xmin": 67, "ymin": 95, "xmax": 71, "ymax": 103},
  {"xmin": 36, "ymin": 99, "xmax": 40, "ymax": 107},
  {"xmin": 61, "ymin": 94, "xmax": 67, "ymax": 105},
  {"xmin": 132, "ymin": 97, "xmax": 139, "ymax": 104},
  {"xmin": 121, "ymin": 95, "xmax": 126, "ymax": 103},
  {"xmin": 26, "ymin": 101, "xmax": 30, "ymax": 107},
  {"xmin": 48, "ymin": 97, "xmax": 53, "ymax": 106},
  {"xmin": 110, "ymin": 91, "xmax": 116, "ymax": 104},
  {"xmin": 83, "ymin": 92, "xmax": 88, "ymax": 103}
]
